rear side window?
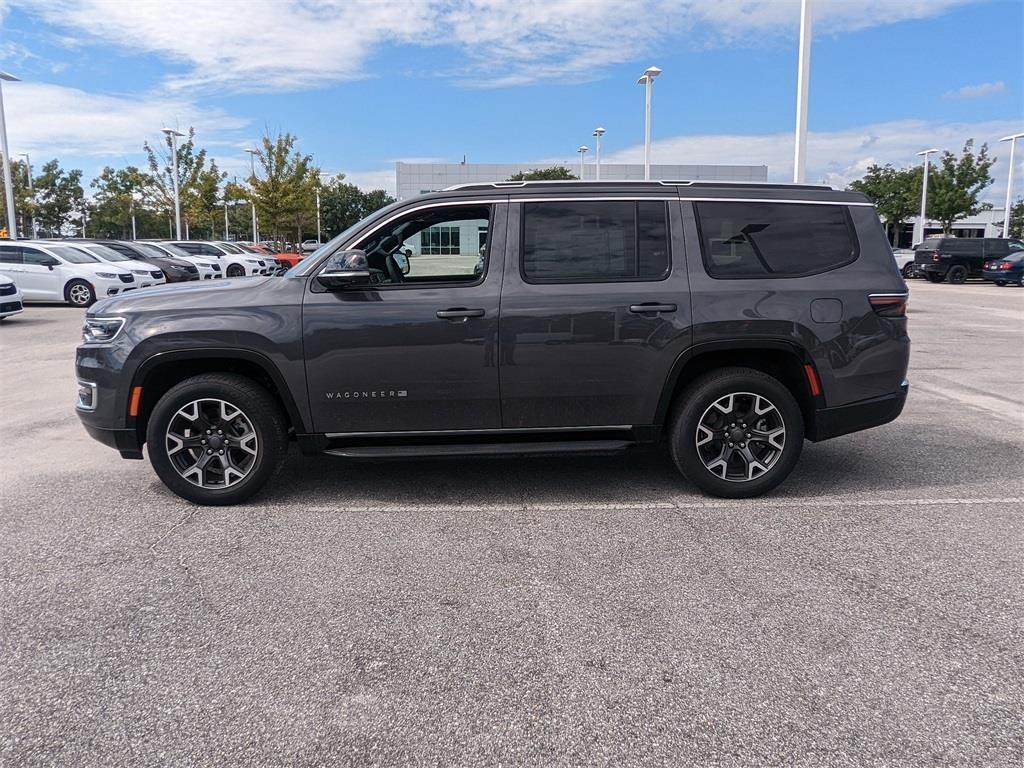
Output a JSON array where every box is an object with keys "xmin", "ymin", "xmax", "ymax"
[
  {"xmin": 0, "ymin": 246, "xmax": 21, "ymax": 264},
  {"xmin": 522, "ymin": 200, "xmax": 670, "ymax": 283},
  {"xmin": 695, "ymin": 201, "xmax": 857, "ymax": 278}
]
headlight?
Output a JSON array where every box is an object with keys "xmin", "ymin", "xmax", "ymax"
[
  {"xmin": 95, "ymin": 272, "xmax": 118, "ymax": 279},
  {"xmin": 82, "ymin": 316, "xmax": 126, "ymax": 343}
]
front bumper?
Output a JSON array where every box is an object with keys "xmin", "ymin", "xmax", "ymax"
[
  {"xmin": 809, "ymin": 381, "xmax": 908, "ymax": 442},
  {"xmin": 79, "ymin": 420, "xmax": 143, "ymax": 459}
]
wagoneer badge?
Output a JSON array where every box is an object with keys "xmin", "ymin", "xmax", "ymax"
[{"xmin": 325, "ymin": 390, "xmax": 408, "ymax": 400}]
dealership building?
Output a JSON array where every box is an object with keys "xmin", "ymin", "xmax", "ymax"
[{"xmin": 396, "ymin": 161, "xmax": 769, "ymax": 201}]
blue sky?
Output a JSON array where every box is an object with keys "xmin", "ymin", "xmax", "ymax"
[{"xmin": 1, "ymin": 0, "xmax": 1022, "ymax": 200}]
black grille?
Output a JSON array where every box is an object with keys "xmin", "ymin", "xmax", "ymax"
[
  {"xmin": 1, "ymin": 301, "xmax": 22, "ymax": 313},
  {"xmin": 118, "ymin": 273, "xmax": 134, "ymax": 283},
  {"xmin": 0, "ymin": 283, "xmax": 16, "ymax": 296},
  {"xmin": 212, "ymin": 263, "xmax": 222, "ymax": 271},
  {"xmin": 150, "ymin": 270, "xmax": 163, "ymax": 279},
  {"xmin": 184, "ymin": 265, "xmax": 198, "ymax": 274}
]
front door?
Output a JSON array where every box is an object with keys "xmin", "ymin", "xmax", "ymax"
[
  {"xmin": 303, "ymin": 201, "xmax": 506, "ymax": 435},
  {"xmin": 18, "ymin": 247, "xmax": 62, "ymax": 300},
  {"xmin": 498, "ymin": 198, "xmax": 692, "ymax": 429}
]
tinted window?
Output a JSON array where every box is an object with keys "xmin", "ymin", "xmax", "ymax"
[
  {"xmin": 173, "ymin": 242, "xmax": 201, "ymax": 254},
  {"xmin": 0, "ymin": 245, "xmax": 21, "ymax": 264},
  {"xmin": 1008, "ymin": 240, "xmax": 1024, "ymax": 252},
  {"xmin": 695, "ymin": 202, "xmax": 856, "ymax": 278},
  {"xmin": 81, "ymin": 244, "xmax": 132, "ymax": 261},
  {"xmin": 522, "ymin": 200, "xmax": 669, "ymax": 283},
  {"xmin": 47, "ymin": 245, "xmax": 100, "ymax": 263}
]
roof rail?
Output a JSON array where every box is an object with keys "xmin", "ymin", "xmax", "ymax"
[{"xmin": 442, "ymin": 179, "xmax": 832, "ymax": 192}]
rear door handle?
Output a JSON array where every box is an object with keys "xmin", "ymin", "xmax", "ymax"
[
  {"xmin": 436, "ymin": 308, "xmax": 485, "ymax": 320},
  {"xmin": 629, "ymin": 303, "xmax": 677, "ymax": 314}
]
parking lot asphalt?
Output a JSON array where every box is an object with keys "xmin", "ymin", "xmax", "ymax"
[{"xmin": 1, "ymin": 280, "xmax": 1022, "ymax": 766}]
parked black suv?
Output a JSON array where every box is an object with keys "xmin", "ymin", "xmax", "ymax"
[
  {"xmin": 76, "ymin": 181, "xmax": 910, "ymax": 505},
  {"xmin": 914, "ymin": 237, "xmax": 1024, "ymax": 283}
]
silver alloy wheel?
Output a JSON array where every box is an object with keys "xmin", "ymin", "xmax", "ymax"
[
  {"xmin": 165, "ymin": 398, "xmax": 259, "ymax": 489},
  {"xmin": 68, "ymin": 283, "xmax": 92, "ymax": 306},
  {"xmin": 695, "ymin": 392, "xmax": 786, "ymax": 483}
]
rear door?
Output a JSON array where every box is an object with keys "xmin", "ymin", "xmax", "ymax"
[{"xmin": 497, "ymin": 196, "xmax": 691, "ymax": 429}]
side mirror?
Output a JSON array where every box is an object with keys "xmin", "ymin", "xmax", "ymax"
[
  {"xmin": 316, "ymin": 249, "xmax": 371, "ymax": 290},
  {"xmin": 43, "ymin": 258, "xmax": 59, "ymax": 269},
  {"xmin": 393, "ymin": 251, "xmax": 411, "ymax": 275}
]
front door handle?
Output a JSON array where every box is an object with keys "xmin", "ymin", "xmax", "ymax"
[
  {"xmin": 436, "ymin": 307, "xmax": 485, "ymax": 320},
  {"xmin": 629, "ymin": 303, "xmax": 677, "ymax": 314}
]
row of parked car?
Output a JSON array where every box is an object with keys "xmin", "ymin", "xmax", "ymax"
[
  {"xmin": 892, "ymin": 237, "xmax": 1024, "ymax": 286},
  {"xmin": 0, "ymin": 239, "xmax": 310, "ymax": 316}
]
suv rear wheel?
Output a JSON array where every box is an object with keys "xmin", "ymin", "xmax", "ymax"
[
  {"xmin": 146, "ymin": 373, "xmax": 287, "ymax": 505},
  {"xmin": 947, "ymin": 265, "xmax": 968, "ymax": 284},
  {"xmin": 669, "ymin": 367, "xmax": 804, "ymax": 498}
]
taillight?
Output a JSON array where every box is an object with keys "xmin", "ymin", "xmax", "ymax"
[
  {"xmin": 931, "ymin": 253, "xmax": 941, "ymax": 262},
  {"xmin": 869, "ymin": 293, "xmax": 908, "ymax": 318},
  {"xmin": 984, "ymin": 261, "xmax": 992, "ymax": 269},
  {"xmin": 1000, "ymin": 262, "xmax": 1012, "ymax": 270}
]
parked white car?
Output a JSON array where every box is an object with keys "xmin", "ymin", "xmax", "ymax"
[
  {"xmin": 66, "ymin": 242, "xmax": 167, "ymax": 288},
  {"xmin": 893, "ymin": 248, "xmax": 916, "ymax": 279},
  {"xmin": 165, "ymin": 240, "xmax": 269, "ymax": 277},
  {"xmin": 0, "ymin": 276, "xmax": 24, "ymax": 320},
  {"xmin": 131, "ymin": 241, "xmax": 222, "ymax": 279},
  {"xmin": 0, "ymin": 240, "xmax": 136, "ymax": 307}
]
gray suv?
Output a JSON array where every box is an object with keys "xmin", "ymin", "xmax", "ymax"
[{"xmin": 76, "ymin": 181, "xmax": 910, "ymax": 505}]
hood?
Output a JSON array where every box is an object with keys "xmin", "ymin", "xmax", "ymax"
[{"xmin": 88, "ymin": 275, "xmax": 299, "ymax": 316}]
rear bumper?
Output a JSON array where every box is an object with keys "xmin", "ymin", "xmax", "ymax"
[
  {"xmin": 982, "ymin": 270, "xmax": 1022, "ymax": 282},
  {"xmin": 809, "ymin": 381, "xmax": 908, "ymax": 442}
]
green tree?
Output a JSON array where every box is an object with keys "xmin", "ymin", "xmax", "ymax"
[
  {"xmin": 1007, "ymin": 198, "xmax": 1023, "ymax": 239},
  {"xmin": 848, "ymin": 164, "xmax": 920, "ymax": 246},
  {"xmin": 223, "ymin": 179, "xmax": 252, "ymax": 241},
  {"xmin": 507, "ymin": 166, "xmax": 577, "ymax": 181},
  {"xmin": 143, "ymin": 128, "xmax": 226, "ymax": 238},
  {"xmin": 0, "ymin": 157, "xmax": 35, "ymax": 236},
  {"xmin": 33, "ymin": 159, "xmax": 84, "ymax": 236},
  {"xmin": 248, "ymin": 132, "xmax": 317, "ymax": 243},
  {"xmin": 927, "ymin": 140, "xmax": 995, "ymax": 234},
  {"xmin": 89, "ymin": 165, "xmax": 151, "ymax": 239},
  {"xmin": 319, "ymin": 177, "xmax": 395, "ymax": 239}
]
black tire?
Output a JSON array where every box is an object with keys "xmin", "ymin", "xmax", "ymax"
[
  {"xmin": 146, "ymin": 373, "xmax": 287, "ymax": 505},
  {"xmin": 226, "ymin": 263, "xmax": 245, "ymax": 278},
  {"xmin": 65, "ymin": 279, "xmax": 96, "ymax": 307},
  {"xmin": 925, "ymin": 272, "xmax": 945, "ymax": 284},
  {"xmin": 995, "ymin": 280, "xmax": 1007, "ymax": 287},
  {"xmin": 669, "ymin": 367, "xmax": 804, "ymax": 499},
  {"xmin": 901, "ymin": 263, "xmax": 915, "ymax": 279},
  {"xmin": 947, "ymin": 265, "xmax": 968, "ymax": 284}
]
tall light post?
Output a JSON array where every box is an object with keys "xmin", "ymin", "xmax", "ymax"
[
  {"xmin": 915, "ymin": 148, "xmax": 940, "ymax": 245},
  {"xmin": 792, "ymin": 0, "xmax": 813, "ymax": 183},
  {"xmin": 130, "ymin": 193, "xmax": 138, "ymax": 240},
  {"xmin": 246, "ymin": 148, "xmax": 260, "ymax": 243},
  {"xmin": 637, "ymin": 66, "xmax": 661, "ymax": 180},
  {"xmin": 577, "ymin": 145, "xmax": 588, "ymax": 179},
  {"xmin": 161, "ymin": 128, "xmax": 184, "ymax": 239},
  {"xmin": 0, "ymin": 71, "xmax": 20, "ymax": 239},
  {"xmin": 999, "ymin": 132, "xmax": 1024, "ymax": 238},
  {"xmin": 592, "ymin": 127, "xmax": 605, "ymax": 180},
  {"xmin": 19, "ymin": 152, "xmax": 35, "ymax": 237},
  {"xmin": 315, "ymin": 171, "xmax": 330, "ymax": 245},
  {"xmin": 223, "ymin": 196, "xmax": 230, "ymax": 240}
]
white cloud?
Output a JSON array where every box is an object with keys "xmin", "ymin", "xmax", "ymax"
[
  {"xmin": 340, "ymin": 168, "xmax": 397, "ymax": 195},
  {"xmin": 10, "ymin": 0, "xmax": 977, "ymax": 91},
  {"xmin": 3, "ymin": 82, "xmax": 249, "ymax": 158},
  {"xmin": 604, "ymin": 118, "xmax": 1024, "ymax": 204},
  {"xmin": 943, "ymin": 81, "xmax": 1006, "ymax": 100}
]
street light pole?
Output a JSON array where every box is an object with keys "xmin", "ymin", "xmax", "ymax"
[
  {"xmin": 999, "ymin": 132, "xmax": 1024, "ymax": 238},
  {"xmin": 161, "ymin": 128, "xmax": 184, "ymax": 239},
  {"xmin": 637, "ymin": 67, "xmax": 661, "ymax": 180},
  {"xmin": 224, "ymin": 197, "xmax": 230, "ymax": 240},
  {"xmin": 0, "ymin": 71, "xmax": 21, "ymax": 240},
  {"xmin": 792, "ymin": 0, "xmax": 813, "ymax": 183},
  {"xmin": 593, "ymin": 127, "xmax": 605, "ymax": 180},
  {"xmin": 130, "ymin": 195, "xmax": 137, "ymax": 240},
  {"xmin": 246, "ymin": 148, "xmax": 259, "ymax": 243},
  {"xmin": 19, "ymin": 152, "xmax": 35, "ymax": 237},
  {"xmin": 915, "ymin": 148, "xmax": 940, "ymax": 245},
  {"xmin": 577, "ymin": 146, "xmax": 588, "ymax": 179}
]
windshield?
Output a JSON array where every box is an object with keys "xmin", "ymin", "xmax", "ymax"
[
  {"xmin": 48, "ymin": 245, "xmax": 100, "ymax": 263},
  {"xmin": 131, "ymin": 243, "xmax": 170, "ymax": 260},
  {"xmin": 82, "ymin": 244, "xmax": 131, "ymax": 262},
  {"xmin": 151, "ymin": 242, "xmax": 192, "ymax": 258},
  {"xmin": 218, "ymin": 242, "xmax": 245, "ymax": 254},
  {"xmin": 284, "ymin": 200, "xmax": 404, "ymax": 277}
]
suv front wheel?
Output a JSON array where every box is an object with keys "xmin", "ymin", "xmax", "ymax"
[
  {"xmin": 146, "ymin": 373, "xmax": 287, "ymax": 505},
  {"xmin": 669, "ymin": 367, "xmax": 804, "ymax": 498}
]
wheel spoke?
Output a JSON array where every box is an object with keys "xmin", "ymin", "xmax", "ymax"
[
  {"xmin": 234, "ymin": 430, "xmax": 258, "ymax": 456},
  {"xmin": 696, "ymin": 425, "xmax": 715, "ymax": 448},
  {"xmin": 167, "ymin": 397, "xmax": 258, "ymax": 489},
  {"xmin": 749, "ymin": 426, "xmax": 785, "ymax": 450},
  {"xmin": 696, "ymin": 390, "xmax": 785, "ymax": 484}
]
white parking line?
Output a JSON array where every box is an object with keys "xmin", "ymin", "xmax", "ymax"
[{"xmin": 302, "ymin": 497, "xmax": 1023, "ymax": 514}]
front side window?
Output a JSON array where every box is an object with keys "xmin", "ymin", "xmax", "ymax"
[
  {"xmin": 522, "ymin": 200, "xmax": 670, "ymax": 283},
  {"xmin": 355, "ymin": 204, "xmax": 492, "ymax": 285},
  {"xmin": 695, "ymin": 201, "xmax": 857, "ymax": 278}
]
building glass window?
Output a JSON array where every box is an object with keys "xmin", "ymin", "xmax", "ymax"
[{"xmin": 420, "ymin": 225, "xmax": 461, "ymax": 255}]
